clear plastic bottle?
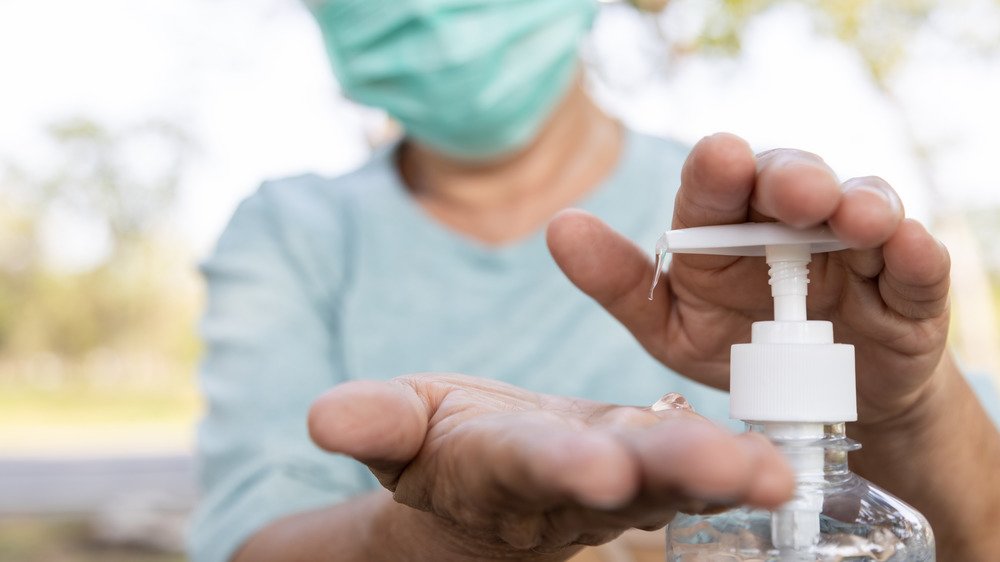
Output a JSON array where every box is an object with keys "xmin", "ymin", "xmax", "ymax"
[
  {"xmin": 649, "ymin": 223, "xmax": 936, "ymax": 561},
  {"xmin": 666, "ymin": 422, "xmax": 935, "ymax": 561}
]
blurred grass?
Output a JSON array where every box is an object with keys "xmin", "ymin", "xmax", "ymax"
[
  {"xmin": 0, "ymin": 379, "xmax": 200, "ymax": 455},
  {"xmin": 0, "ymin": 383, "xmax": 199, "ymax": 426},
  {"xmin": 0, "ymin": 518, "xmax": 185, "ymax": 562}
]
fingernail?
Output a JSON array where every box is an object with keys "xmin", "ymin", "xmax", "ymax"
[
  {"xmin": 845, "ymin": 182, "xmax": 902, "ymax": 214},
  {"xmin": 650, "ymin": 393, "xmax": 693, "ymax": 412}
]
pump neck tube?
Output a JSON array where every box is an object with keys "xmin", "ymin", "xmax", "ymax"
[{"xmin": 766, "ymin": 244, "xmax": 811, "ymax": 322}]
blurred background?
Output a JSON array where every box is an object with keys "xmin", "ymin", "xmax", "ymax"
[{"xmin": 1, "ymin": 0, "xmax": 999, "ymax": 560}]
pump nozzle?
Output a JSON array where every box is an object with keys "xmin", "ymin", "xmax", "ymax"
[
  {"xmin": 650, "ymin": 223, "xmax": 847, "ymax": 319},
  {"xmin": 654, "ymin": 222, "xmax": 846, "ymax": 256},
  {"xmin": 652, "ymin": 222, "xmax": 857, "ymax": 553},
  {"xmin": 650, "ymin": 221, "xmax": 855, "ymax": 421}
]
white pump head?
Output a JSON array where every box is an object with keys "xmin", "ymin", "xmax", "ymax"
[{"xmin": 655, "ymin": 223, "xmax": 857, "ymax": 423}]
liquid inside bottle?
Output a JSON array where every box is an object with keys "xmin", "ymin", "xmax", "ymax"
[{"xmin": 666, "ymin": 423, "xmax": 935, "ymax": 561}]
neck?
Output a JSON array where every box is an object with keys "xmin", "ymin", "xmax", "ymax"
[{"xmin": 397, "ymin": 80, "xmax": 623, "ymax": 245}]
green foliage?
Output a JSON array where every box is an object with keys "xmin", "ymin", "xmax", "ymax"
[
  {"xmin": 692, "ymin": 0, "xmax": 775, "ymax": 54},
  {"xmin": 0, "ymin": 117, "xmax": 199, "ymax": 380},
  {"xmin": 34, "ymin": 117, "xmax": 192, "ymax": 249},
  {"xmin": 0, "ymin": 379, "xmax": 199, "ymax": 427},
  {"xmin": 2, "ymin": 245, "xmax": 199, "ymax": 362},
  {"xmin": 677, "ymin": 0, "xmax": 994, "ymax": 86}
]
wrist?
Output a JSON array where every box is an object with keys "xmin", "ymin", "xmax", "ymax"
[
  {"xmin": 847, "ymin": 351, "xmax": 1000, "ymax": 559},
  {"xmin": 847, "ymin": 352, "xmax": 962, "ymax": 502}
]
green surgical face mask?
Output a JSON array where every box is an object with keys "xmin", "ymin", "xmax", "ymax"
[{"xmin": 306, "ymin": 0, "xmax": 597, "ymax": 161}]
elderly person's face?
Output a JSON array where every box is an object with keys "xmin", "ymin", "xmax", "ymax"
[{"xmin": 306, "ymin": 0, "xmax": 598, "ymax": 161}]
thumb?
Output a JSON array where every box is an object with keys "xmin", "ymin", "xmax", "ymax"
[
  {"xmin": 546, "ymin": 209, "xmax": 672, "ymax": 359},
  {"xmin": 308, "ymin": 379, "xmax": 430, "ymax": 486}
]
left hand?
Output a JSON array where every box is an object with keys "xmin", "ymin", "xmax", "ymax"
[
  {"xmin": 308, "ymin": 374, "xmax": 793, "ymax": 558},
  {"xmin": 547, "ymin": 133, "xmax": 951, "ymax": 426}
]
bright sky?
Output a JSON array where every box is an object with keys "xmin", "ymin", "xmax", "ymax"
[{"xmin": 1, "ymin": 0, "xmax": 998, "ymax": 265}]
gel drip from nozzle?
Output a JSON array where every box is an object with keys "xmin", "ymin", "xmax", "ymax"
[{"xmin": 648, "ymin": 250, "xmax": 665, "ymax": 301}]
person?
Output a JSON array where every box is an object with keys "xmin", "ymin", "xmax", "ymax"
[{"xmin": 187, "ymin": 0, "xmax": 1000, "ymax": 560}]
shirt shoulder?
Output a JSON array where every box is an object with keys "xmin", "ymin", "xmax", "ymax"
[
  {"xmin": 612, "ymin": 129, "xmax": 691, "ymax": 208},
  {"xmin": 206, "ymin": 150, "xmax": 400, "ymax": 308},
  {"xmin": 628, "ymin": 130, "xmax": 691, "ymax": 172},
  {"xmin": 581, "ymin": 129, "xmax": 690, "ymax": 242},
  {"xmin": 250, "ymin": 151, "xmax": 395, "ymax": 235}
]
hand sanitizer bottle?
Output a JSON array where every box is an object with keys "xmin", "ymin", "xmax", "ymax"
[{"xmin": 653, "ymin": 223, "xmax": 935, "ymax": 561}]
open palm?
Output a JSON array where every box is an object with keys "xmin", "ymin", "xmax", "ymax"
[{"xmin": 308, "ymin": 373, "xmax": 792, "ymax": 557}]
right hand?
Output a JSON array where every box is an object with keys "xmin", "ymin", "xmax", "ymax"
[
  {"xmin": 308, "ymin": 373, "xmax": 793, "ymax": 560},
  {"xmin": 546, "ymin": 134, "xmax": 950, "ymax": 427}
]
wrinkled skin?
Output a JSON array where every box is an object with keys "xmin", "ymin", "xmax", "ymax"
[
  {"xmin": 309, "ymin": 374, "xmax": 792, "ymax": 554},
  {"xmin": 308, "ymin": 133, "xmax": 950, "ymax": 558},
  {"xmin": 547, "ymin": 136, "xmax": 949, "ymax": 427}
]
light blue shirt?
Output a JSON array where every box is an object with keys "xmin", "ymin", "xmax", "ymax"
[{"xmin": 187, "ymin": 130, "xmax": 1000, "ymax": 562}]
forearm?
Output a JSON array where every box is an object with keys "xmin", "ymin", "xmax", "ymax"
[
  {"xmin": 232, "ymin": 490, "xmax": 387, "ymax": 562},
  {"xmin": 849, "ymin": 353, "xmax": 1000, "ymax": 559},
  {"xmin": 232, "ymin": 489, "xmax": 581, "ymax": 562}
]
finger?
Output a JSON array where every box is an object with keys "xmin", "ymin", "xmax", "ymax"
[
  {"xmin": 515, "ymin": 419, "xmax": 641, "ymax": 510},
  {"xmin": 591, "ymin": 394, "xmax": 697, "ymax": 431},
  {"xmin": 444, "ymin": 413, "xmax": 639, "ymax": 514},
  {"xmin": 308, "ymin": 379, "xmax": 430, "ymax": 481},
  {"xmin": 671, "ymin": 434, "xmax": 794, "ymax": 515},
  {"xmin": 835, "ymin": 247, "xmax": 885, "ymax": 280},
  {"xmin": 547, "ymin": 209, "xmax": 670, "ymax": 361},
  {"xmin": 752, "ymin": 149, "xmax": 842, "ymax": 228},
  {"xmin": 735, "ymin": 432, "xmax": 796, "ymax": 507},
  {"xmin": 674, "ymin": 133, "xmax": 757, "ymax": 229},
  {"xmin": 829, "ymin": 176, "xmax": 904, "ymax": 249},
  {"xmin": 671, "ymin": 133, "xmax": 757, "ymax": 270},
  {"xmin": 630, "ymin": 416, "xmax": 793, "ymax": 509},
  {"xmin": 594, "ymin": 406, "xmax": 662, "ymax": 430},
  {"xmin": 880, "ymin": 219, "xmax": 951, "ymax": 319}
]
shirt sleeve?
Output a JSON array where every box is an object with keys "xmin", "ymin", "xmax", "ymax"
[{"xmin": 187, "ymin": 182, "xmax": 372, "ymax": 562}]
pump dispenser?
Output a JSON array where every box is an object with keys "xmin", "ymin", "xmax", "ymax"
[{"xmin": 654, "ymin": 223, "xmax": 935, "ymax": 561}]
